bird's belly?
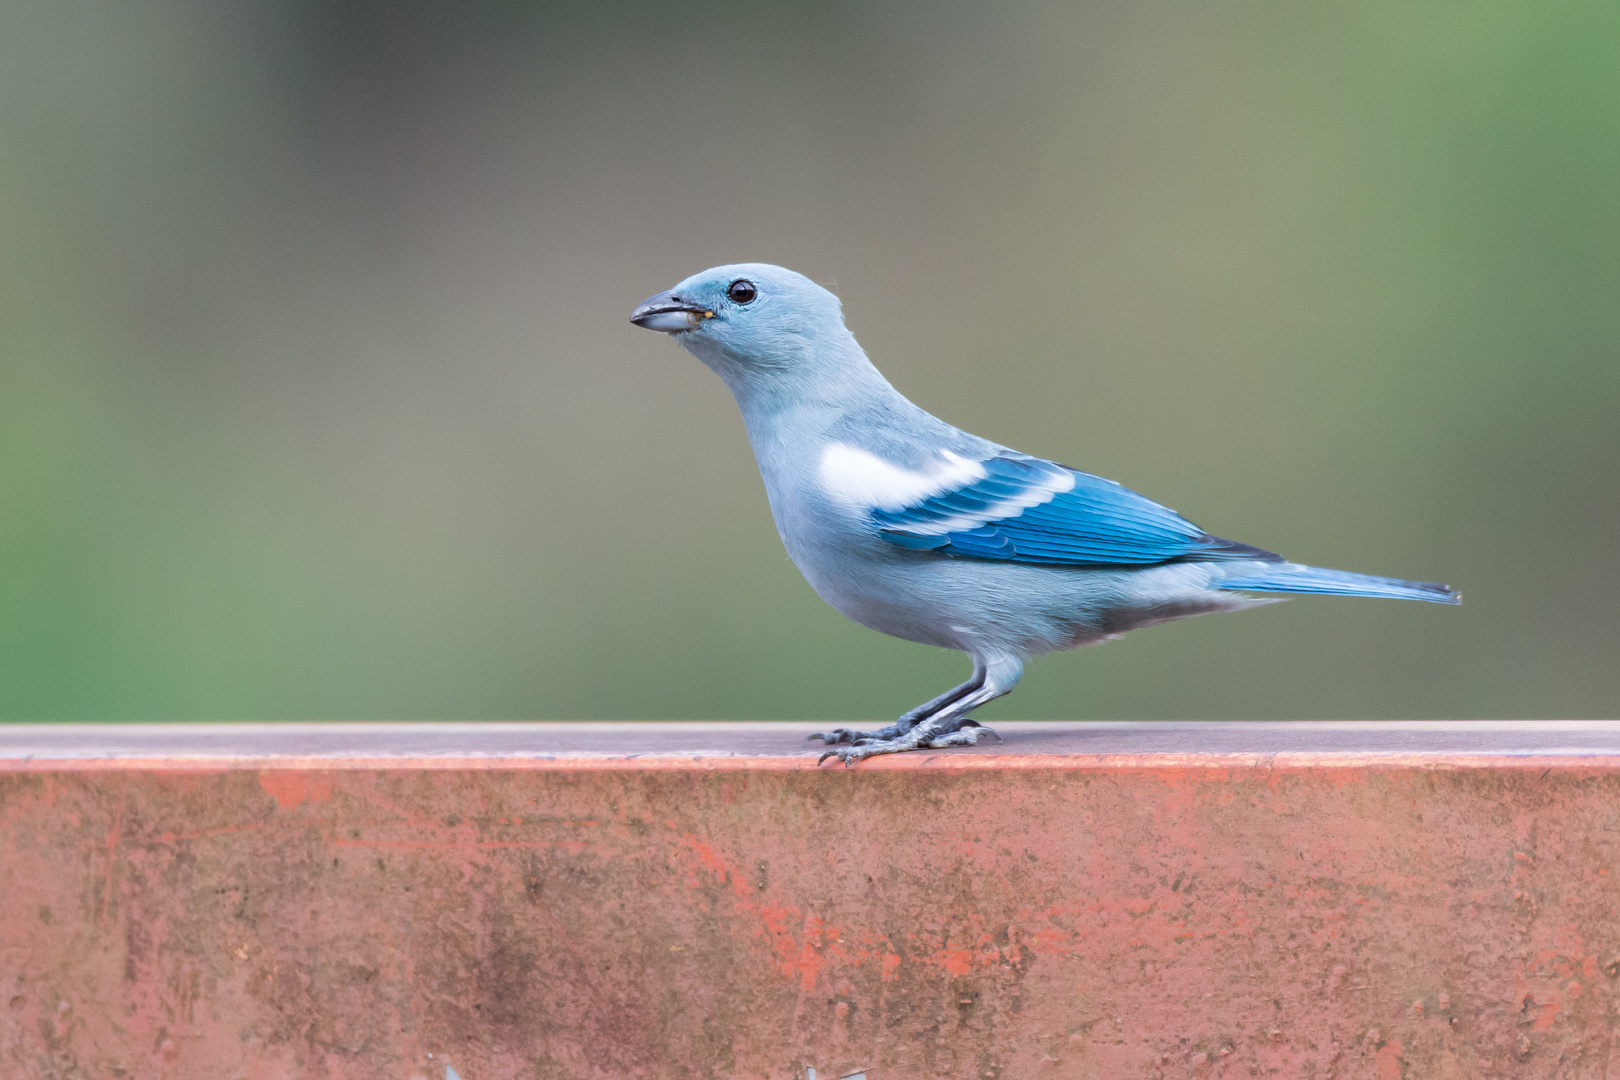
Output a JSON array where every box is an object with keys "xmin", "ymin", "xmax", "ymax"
[
  {"xmin": 807, "ymin": 570, "xmax": 966, "ymax": 649},
  {"xmin": 789, "ymin": 545, "xmax": 1115, "ymax": 654},
  {"xmin": 789, "ymin": 542, "xmax": 1267, "ymax": 657}
]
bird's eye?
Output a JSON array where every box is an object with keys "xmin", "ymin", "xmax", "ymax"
[{"xmin": 727, "ymin": 279, "xmax": 757, "ymax": 305}]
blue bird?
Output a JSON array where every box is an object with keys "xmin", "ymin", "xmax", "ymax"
[{"xmin": 631, "ymin": 264, "xmax": 1458, "ymax": 764}]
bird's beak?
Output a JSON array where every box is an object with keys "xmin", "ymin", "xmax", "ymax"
[{"xmin": 630, "ymin": 290, "xmax": 714, "ymax": 333}]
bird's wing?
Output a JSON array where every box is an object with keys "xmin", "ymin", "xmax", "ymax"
[{"xmin": 819, "ymin": 444, "xmax": 1277, "ymax": 567}]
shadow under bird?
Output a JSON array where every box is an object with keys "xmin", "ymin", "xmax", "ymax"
[{"xmin": 631, "ymin": 264, "xmax": 1459, "ymax": 764}]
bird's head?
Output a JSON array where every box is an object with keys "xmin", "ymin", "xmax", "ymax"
[{"xmin": 630, "ymin": 263, "xmax": 867, "ymax": 401}]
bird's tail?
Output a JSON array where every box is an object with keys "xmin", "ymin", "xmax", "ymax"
[{"xmin": 1215, "ymin": 562, "xmax": 1460, "ymax": 604}]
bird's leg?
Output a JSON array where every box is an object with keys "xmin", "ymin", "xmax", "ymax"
[
  {"xmin": 819, "ymin": 656, "xmax": 1023, "ymax": 766},
  {"xmin": 808, "ymin": 661, "xmax": 986, "ymax": 746}
]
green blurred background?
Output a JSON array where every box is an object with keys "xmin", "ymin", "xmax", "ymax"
[{"xmin": 1, "ymin": 0, "xmax": 1615, "ymax": 722}]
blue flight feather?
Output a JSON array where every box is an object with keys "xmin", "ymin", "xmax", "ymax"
[
  {"xmin": 871, "ymin": 452, "xmax": 1279, "ymax": 568},
  {"xmin": 1217, "ymin": 565, "xmax": 1460, "ymax": 604}
]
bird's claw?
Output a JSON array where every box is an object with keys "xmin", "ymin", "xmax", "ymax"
[
  {"xmin": 814, "ymin": 724, "xmax": 1001, "ymax": 766},
  {"xmin": 807, "ymin": 727, "xmax": 885, "ymax": 745}
]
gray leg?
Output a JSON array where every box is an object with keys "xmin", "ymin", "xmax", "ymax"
[
  {"xmin": 819, "ymin": 656, "xmax": 1024, "ymax": 766},
  {"xmin": 808, "ymin": 660, "xmax": 986, "ymax": 746}
]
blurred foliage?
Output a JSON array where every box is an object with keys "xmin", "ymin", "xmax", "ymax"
[{"xmin": 0, "ymin": 0, "xmax": 1615, "ymax": 720}]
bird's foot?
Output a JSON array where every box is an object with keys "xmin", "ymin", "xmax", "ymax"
[
  {"xmin": 806, "ymin": 721, "xmax": 910, "ymax": 745},
  {"xmin": 816, "ymin": 722, "xmax": 1000, "ymax": 766},
  {"xmin": 925, "ymin": 719, "xmax": 1001, "ymax": 748}
]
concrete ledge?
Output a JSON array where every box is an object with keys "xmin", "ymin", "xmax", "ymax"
[
  {"xmin": 7, "ymin": 719, "xmax": 1620, "ymax": 765},
  {"xmin": 3, "ymin": 722, "xmax": 1619, "ymax": 1078}
]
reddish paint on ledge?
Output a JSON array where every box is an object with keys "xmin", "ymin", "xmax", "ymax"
[{"xmin": 4, "ymin": 749, "xmax": 1620, "ymax": 1078}]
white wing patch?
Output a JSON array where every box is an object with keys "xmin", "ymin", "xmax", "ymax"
[
  {"xmin": 900, "ymin": 466, "xmax": 1075, "ymax": 535},
  {"xmin": 817, "ymin": 443, "xmax": 986, "ymax": 511},
  {"xmin": 817, "ymin": 442, "xmax": 1079, "ymax": 533}
]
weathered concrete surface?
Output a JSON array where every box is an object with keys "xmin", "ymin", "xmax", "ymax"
[{"xmin": 3, "ymin": 723, "xmax": 1620, "ymax": 1079}]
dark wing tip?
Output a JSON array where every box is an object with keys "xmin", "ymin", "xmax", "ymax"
[{"xmin": 1179, "ymin": 535, "xmax": 1286, "ymax": 563}]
